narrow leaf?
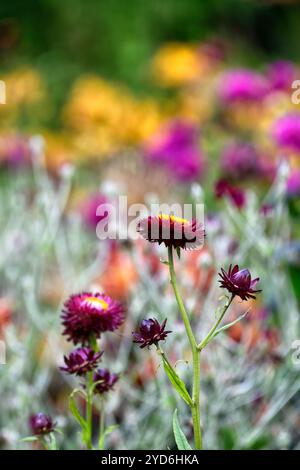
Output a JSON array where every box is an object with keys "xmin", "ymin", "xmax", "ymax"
[
  {"xmin": 20, "ymin": 436, "xmax": 39, "ymax": 443},
  {"xmin": 212, "ymin": 309, "xmax": 250, "ymax": 339},
  {"xmin": 162, "ymin": 357, "xmax": 193, "ymax": 406},
  {"xmin": 173, "ymin": 409, "xmax": 192, "ymax": 450},
  {"xmin": 69, "ymin": 390, "xmax": 88, "ymax": 433},
  {"xmin": 99, "ymin": 425, "xmax": 118, "ymax": 450}
]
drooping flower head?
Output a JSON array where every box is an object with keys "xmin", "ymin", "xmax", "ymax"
[
  {"xmin": 218, "ymin": 69, "xmax": 268, "ymax": 103},
  {"xmin": 62, "ymin": 293, "xmax": 125, "ymax": 344},
  {"xmin": 272, "ymin": 113, "xmax": 300, "ymax": 153},
  {"xmin": 215, "ymin": 179, "xmax": 246, "ymax": 209},
  {"xmin": 132, "ymin": 318, "xmax": 171, "ymax": 348},
  {"xmin": 219, "ymin": 265, "xmax": 261, "ymax": 301},
  {"xmin": 145, "ymin": 120, "xmax": 205, "ymax": 183},
  {"xmin": 137, "ymin": 214, "xmax": 205, "ymax": 250},
  {"xmin": 60, "ymin": 347, "xmax": 103, "ymax": 375},
  {"xmin": 93, "ymin": 368, "xmax": 119, "ymax": 394},
  {"xmin": 29, "ymin": 413, "xmax": 55, "ymax": 436}
]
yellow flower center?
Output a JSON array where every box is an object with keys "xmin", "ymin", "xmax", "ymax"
[
  {"xmin": 158, "ymin": 213, "xmax": 188, "ymax": 224},
  {"xmin": 84, "ymin": 296, "xmax": 108, "ymax": 310}
]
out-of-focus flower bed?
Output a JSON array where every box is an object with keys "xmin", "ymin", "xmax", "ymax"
[{"xmin": 0, "ymin": 39, "xmax": 300, "ymax": 450}]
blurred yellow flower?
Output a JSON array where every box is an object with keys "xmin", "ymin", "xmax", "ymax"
[
  {"xmin": 151, "ymin": 43, "xmax": 201, "ymax": 86},
  {"xmin": 2, "ymin": 67, "xmax": 45, "ymax": 106},
  {"xmin": 63, "ymin": 76, "xmax": 166, "ymax": 157}
]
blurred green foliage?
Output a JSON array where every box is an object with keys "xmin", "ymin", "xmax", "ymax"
[{"xmin": 1, "ymin": 0, "xmax": 300, "ymax": 126}]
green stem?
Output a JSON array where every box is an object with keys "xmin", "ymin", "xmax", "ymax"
[
  {"xmin": 168, "ymin": 246, "xmax": 197, "ymax": 351},
  {"xmin": 86, "ymin": 371, "xmax": 93, "ymax": 450},
  {"xmin": 168, "ymin": 246, "xmax": 202, "ymax": 450},
  {"xmin": 198, "ymin": 294, "xmax": 234, "ymax": 351},
  {"xmin": 99, "ymin": 398, "xmax": 105, "ymax": 450}
]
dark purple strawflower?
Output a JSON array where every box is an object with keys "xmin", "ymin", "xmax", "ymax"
[
  {"xmin": 93, "ymin": 368, "xmax": 119, "ymax": 394},
  {"xmin": 272, "ymin": 113, "xmax": 300, "ymax": 153},
  {"xmin": 62, "ymin": 292, "xmax": 125, "ymax": 344},
  {"xmin": 145, "ymin": 120, "xmax": 205, "ymax": 182},
  {"xmin": 221, "ymin": 141, "xmax": 260, "ymax": 180},
  {"xmin": 218, "ymin": 265, "xmax": 261, "ymax": 301},
  {"xmin": 29, "ymin": 413, "xmax": 55, "ymax": 436},
  {"xmin": 132, "ymin": 318, "xmax": 171, "ymax": 348},
  {"xmin": 215, "ymin": 179, "xmax": 246, "ymax": 209},
  {"xmin": 60, "ymin": 347, "xmax": 103, "ymax": 375},
  {"xmin": 137, "ymin": 214, "xmax": 205, "ymax": 250},
  {"xmin": 218, "ymin": 69, "xmax": 268, "ymax": 103}
]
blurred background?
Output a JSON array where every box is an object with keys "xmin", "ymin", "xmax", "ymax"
[{"xmin": 0, "ymin": 0, "xmax": 300, "ymax": 450}]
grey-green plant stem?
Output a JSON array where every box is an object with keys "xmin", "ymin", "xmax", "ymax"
[
  {"xmin": 99, "ymin": 397, "xmax": 105, "ymax": 450},
  {"xmin": 198, "ymin": 294, "xmax": 234, "ymax": 351},
  {"xmin": 167, "ymin": 246, "xmax": 202, "ymax": 450},
  {"xmin": 86, "ymin": 371, "xmax": 93, "ymax": 450}
]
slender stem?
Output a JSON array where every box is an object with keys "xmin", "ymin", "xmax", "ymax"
[
  {"xmin": 168, "ymin": 246, "xmax": 197, "ymax": 350},
  {"xmin": 198, "ymin": 294, "xmax": 234, "ymax": 351},
  {"xmin": 191, "ymin": 350, "xmax": 202, "ymax": 450},
  {"xmin": 99, "ymin": 398, "xmax": 105, "ymax": 450},
  {"xmin": 168, "ymin": 246, "xmax": 202, "ymax": 450},
  {"xmin": 86, "ymin": 371, "xmax": 93, "ymax": 450}
]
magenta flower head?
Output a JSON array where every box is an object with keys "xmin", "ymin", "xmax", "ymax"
[
  {"xmin": 62, "ymin": 293, "xmax": 125, "ymax": 344},
  {"xmin": 287, "ymin": 170, "xmax": 300, "ymax": 198},
  {"xmin": 132, "ymin": 318, "xmax": 171, "ymax": 349},
  {"xmin": 60, "ymin": 347, "xmax": 103, "ymax": 375},
  {"xmin": 93, "ymin": 368, "xmax": 119, "ymax": 394},
  {"xmin": 137, "ymin": 214, "xmax": 205, "ymax": 251},
  {"xmin": 145, "ymin": 120, "xmax": 205, "ymax": 183},
  {"xmin": 267, "ymin": 60, "xmax": 296, "ymax": 92},
  {"xmin": 29, "ymin": 413, "xmax": 55, "ymax": 436},
  {"xmin": 272, "ymin": 113, "xmax": 300, "ymax": 153},
  {"xmin": 219, "ymin": 265, "xmax": 261, "ymax": 301},
  {"xmin": 218, "ymin": 68, "xmax": 268, "ymax": 103},
  {"xmin": 80, "ymin": 192, "xmax": 109, "ymax": 231}
]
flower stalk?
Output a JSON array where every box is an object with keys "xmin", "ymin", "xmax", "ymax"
[
  {"xmin": 85, "ymin": 371, "xmax": 94, "ymax": 450},
  {"xmin": 167, "ymin": 245, "xmax": 202, "ymax": 450}
]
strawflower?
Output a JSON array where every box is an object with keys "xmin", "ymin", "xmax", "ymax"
[
  {"xmin": 218, "ymin": 264, "xmax": 261, "ymax": 301},
  {"xmin": 132, "ymin": 318, "xmax": 171, "ymax": 349},
  {"xmin": 29, "ymin": 413, "xmax": 55, "ymax": 436},
  {"xmin": 62, "ymin": 292, "xmax": 125, "ymax": 344},
  {"xmin": 137, "ymin": 214, "xmax": 205, "ymax": 250},
  {"xmin": 60, "ymin": 347, "xmax": 103, "ymax": 375},
  {"xmin": 93, "ymin": 368, "xmax": 119, "ymax": 394}
]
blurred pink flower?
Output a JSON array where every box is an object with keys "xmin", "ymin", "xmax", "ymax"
[
  {"xmin": 145, "ymin": 120, "xmax": 205, "ymax": 182},
  {"xmin": 0, "ymin": 134, "xmax": 31, "ymax": 167},
  {"xmin": 272, "ymin": 113, "xmax": 300, "ymax": 153},
  {"xmin": 286, "ymin": 170, "xmax": 300, "ymax": 197},
  {"xmin": 218, "ymin": 68, "xmax": 268, "ymax": 102},
  {"xmin": 221, "ymin": 141, "xmax": 260, "ymax": 180},
  {"xmin": 266, "ymin": 60, "xmax": 296, "ymax": 92},
  {"xmin": 80, "ymin": 192, "xmax": 109, "ymax": 231}
]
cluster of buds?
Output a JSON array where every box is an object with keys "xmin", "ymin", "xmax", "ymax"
[
  {"xmin": 29, "ymin": 292, "xmax": 125, "ymax": 445},
  {"xmin": 60, "ymin": 292, "xmax": 125, "ymax": 390}
]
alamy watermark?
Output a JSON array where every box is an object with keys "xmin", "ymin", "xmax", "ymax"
[
  {"xmin": 0, "ymin": 80, "xmax": 6, "ymax": 104},
  {"xmin": 291, "ymin": 80, "xmax": 300, "ymax": 104},
  {"xmin": 94, "ymin": 197, "xmax": 204, "ymax": 244}
]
